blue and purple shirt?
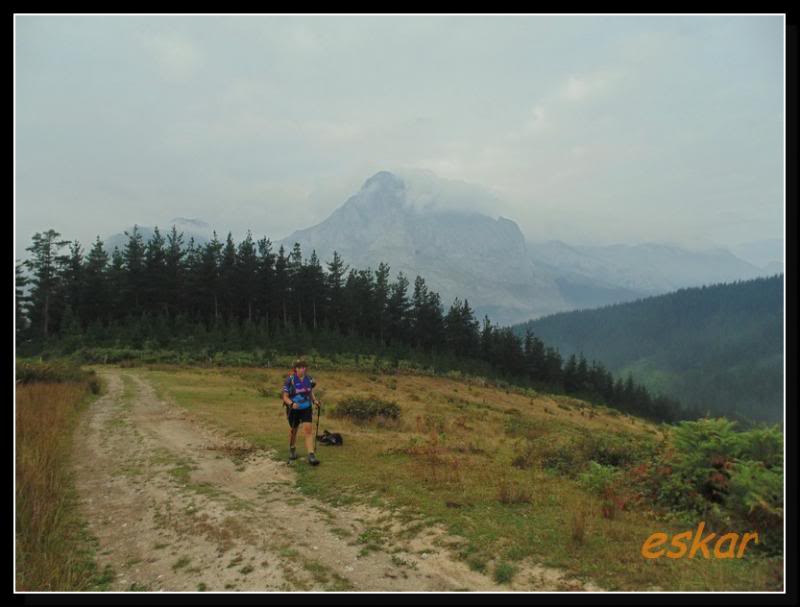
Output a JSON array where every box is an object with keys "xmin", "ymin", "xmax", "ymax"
[{"xmin": 282, "ymin": 373, "xmax": 314, "ymax": 410}]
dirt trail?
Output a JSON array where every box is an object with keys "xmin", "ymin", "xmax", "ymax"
[{"xmin": 71, "ymin": 367, "xmax": 602, "ymax": 592}]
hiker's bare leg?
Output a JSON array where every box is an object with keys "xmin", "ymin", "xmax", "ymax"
[
  {"xmin": 302, "ymin": 421, "xmax": 314, "ymax": 453},
  {"xmin": 289, "ymin": 425, "xmax": 298, "ymax": 447}
]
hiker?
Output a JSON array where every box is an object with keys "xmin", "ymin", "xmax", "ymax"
[{"xmin": 282, "ymin": 357, "xmax": 321, "ymax": 466}]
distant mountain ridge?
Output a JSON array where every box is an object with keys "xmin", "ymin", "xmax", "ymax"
[
  {"xmin": 513, "ymin": 275, "xmax": 784, "ymax": 423},
  {"xmin": 526, "ymin": 239, "xmax": 766, "ymax": 297}
]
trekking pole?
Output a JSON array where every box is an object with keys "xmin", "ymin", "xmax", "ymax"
[{"xmin": 314, "ymin": 399, "xmax": 322, "ymax": 452}]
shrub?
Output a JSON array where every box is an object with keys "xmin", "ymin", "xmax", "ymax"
[
  {"xmin": 541, "ymin": 442, "xmax": 581, "ymax": 477},
  {"xmin": 735, "ymin": 425, "xmax": 783, "ymax": 469},
  {"xmin": 639, "ymin": 418, "xmax": 783, "ymax": 554},
  {"xmin": 727, "ymin": 460, "xmax": 783, "ymax": 553},
  {"xmin": 578, "ymin": 461, "xmax": 621, "ymax": 497},
  {"xmin": 331, "ymin": 397, "xmax": 401, "ymax": 423},
  {"xmin": 493, "ymin": 561, "xmax": 516, "ymax": 584},
  {"xmin": 16, "ymin": 359, "xmax": 98, "ymax": 390},
  {"xmin": 580, "ymin": 432, "xmax": 647, "ymax": 468},
  {"xmin": 541, "ymin": 429, "xmax": 655, "ymax": 480}
]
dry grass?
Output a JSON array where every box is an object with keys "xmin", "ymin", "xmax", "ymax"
[
  {"xmin": 571, "ymin": 509, "xmax": 588, "ymax": 545},
  {"xmin": 404, "ymin": 431, "xmax": 463, "ymax": 487},
  {"xmin": 15, "ymin": 381, "xmax": 102, "ymax": 590},
  {"xmin": 496, "ymin": 474, "xmax": 532, "ymax": 505}
]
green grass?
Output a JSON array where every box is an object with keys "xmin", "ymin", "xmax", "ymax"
[
  {"xmin": 119, "ymin": 372, "xmax": 138, "ymax": 403},
  {"xmin": 137, "ymin": 364, "xmax": 783, "ymax": 591},
  {"xmin": 301, "ymin": 559, "xmax": 354, "ymax": 590},
  {"xmin": 493, "ymin": 561, "xmax": 516, "ymax": 584}
]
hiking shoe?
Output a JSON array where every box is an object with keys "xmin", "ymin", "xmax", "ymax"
[
  {"xmin": 307, "ymin": 452, "xmax": 320, "ymax": 466},
  {"xmin": 288, "ymin": 447, "xmax": 298, "ymax": 463}
]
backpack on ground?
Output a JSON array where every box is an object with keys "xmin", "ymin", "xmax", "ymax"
[{"xmin": 317, "ymin": 429, "xmax": 343, "ymax": 446}]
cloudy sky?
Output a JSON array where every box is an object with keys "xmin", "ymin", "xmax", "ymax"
[{"xmin": 15, "ymin": 14, "xmax": 784, "ymax": 259}]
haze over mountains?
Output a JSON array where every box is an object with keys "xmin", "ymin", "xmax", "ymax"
[
  {"xmin": 102, "ymin": 217, "xmax": 215, "ymax": 254},
  {"xmin": 101, "ymin": 171, "xmax": 780, "ymax": 326}
]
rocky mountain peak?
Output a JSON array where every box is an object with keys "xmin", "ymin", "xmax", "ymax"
[{"xmin": 362, "ymin": 170, "xmax": 405, "ymax": 191}]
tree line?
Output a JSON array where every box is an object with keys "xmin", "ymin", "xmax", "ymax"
[{"xmin": 16, "ymin": 227, "xmax": 694, "ymax": 422}]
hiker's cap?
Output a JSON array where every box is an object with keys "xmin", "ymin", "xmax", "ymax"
[{"xmin": 294, "ymin": 357, "xmax": 308, "ymax": 369}]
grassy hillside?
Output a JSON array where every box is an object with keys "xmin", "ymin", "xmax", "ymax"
[
  {"xmin": 131, "ymin": 363, "xmax": 782, "ymax": 591},
  {"xmin": 515, "ymin": 275, "xmax": 783, "ymax": 423}
]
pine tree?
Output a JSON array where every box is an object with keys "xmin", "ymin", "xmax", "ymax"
[
  {"xmin": 62, "ymin": 241, "xmax": 85, "ymax": 326},
  {"xmin": 411, "ymin": 276, "xmax": 444, "ymax": 352},
  {"xmin": 356, "ymin": 268, "xmax": 376, "ymax": 338},
  {"xmin": 563, "ymin": 354, "xmax": 578, "ymax": 393},
  {"xmin": 274, "ymin": 245, "xmax": 289, "ymax": 329},
  {"xmin": 144, "ymin": 227, "xmax": 168, "ymax": 316},
  {"xmin": 220, "ymin": 233, "xmax": 238, "ymax": 322},
  {"xmin": 237, "ymin": 231, "xmax": 258, "ymax": 323},
  {"xmin": 15, "ymin": 260, "xmax": 30, "ymax": 345},
  {"xmin": 122, "ymin": 225, "xmax": 147, "ymax": 318},
  {"xmin": 181, "ymin": 237, "xmax": 200, "ymax": 320},
  {"xmin": 24, "ymin": 229, "xmax": 71, "ymax": 340},
  {"xmin": 623, "ymin": 374, "xmax": 636, "ymax": 412},
  {"xmin": 456, "ymin": 299, "xmax": 479, "ymax": 359},
  {"xmin": 189, "ymin": 233, "xmax": 222, "ymax": 325},
  {"xmin": 325, "ymin": 251, "xmax": 348, "ymax": 331},
  {"xmin": 374, "ymin": 262, "xmax": 391, "ymax": 345},
  {"xmin": 523, "ymin": 329, "xmax": 547, "ymax": 382},
  {"xmin": 287, "ymin": 242, "xmax": 304, "ymax": 328},
  {"xmin": 576, "ymin": 354, "xmax": 590, "ymax": 394},
  {"xmin": 256, "ymin": 237, "xmax": 275, "ymax": 331},
  {"xmin": 107, "ymin": 246, "xmax": 126, "ymax": 322},
  {"xmin": 307, "ymin": 250, "xmax": 326, "ymax": 331},
  {"xmin": 480, "ymin": 315, "xmax": 493, "ymax": 361},
  {"xmin": 444, "ymin": 297, "xmax": 478, "ymax": 357},
  {"xmin": 445, "ymin": 298, "xmax": 464, "ymax": 353},
  {"xmin": 82, "ymin": 237, "xmax": 110, "ymax": 328},
  {"xmin": 164, "ymin": 226, "xmax": 185, "ymax": 318},
  {"xmin": 543, "ymin": 346, "xmax": 563, "ymax": 386},
  {"xmin": 386, "ymin": 272, "xmax": 410, "ymax": 346}
]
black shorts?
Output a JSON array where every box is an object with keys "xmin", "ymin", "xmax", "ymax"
[{"xmin": 286, "ymin": 406, "xmax": 313, "ymax": 428}]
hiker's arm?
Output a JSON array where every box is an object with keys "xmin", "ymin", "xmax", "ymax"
[{"xmin": 282, "ymin": 384, "xmax": 298, "ymax": 408}]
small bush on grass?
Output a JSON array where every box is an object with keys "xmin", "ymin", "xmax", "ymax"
[
  {"xmin": 493, "ymin": 561, "xmax": 516, "ymax": 584},
  {"xmin": 17, "ymin": 359, "xmax": 87, "ymax": 383},
  {"xmin": 331, "ymin": 397, "xmax": 401, "ymax": 423}
]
